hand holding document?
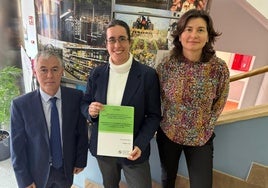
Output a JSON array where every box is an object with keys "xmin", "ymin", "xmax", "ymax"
[{"xmin": 97, "ymin": 105, "xmax": 134, "ymax": 157}]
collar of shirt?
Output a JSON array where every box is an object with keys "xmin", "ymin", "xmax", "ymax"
[{"xmin": 39, "ymin": 87, "xmax": 62, "ymax": 103}]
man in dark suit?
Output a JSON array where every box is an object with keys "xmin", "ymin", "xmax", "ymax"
[
  {"xmin": 81, "ymin": 19, "xmax": 161, "ymax": 188},
  {"xmin": 10, "ymin": 49, "xmax": 88, "ymax": 188}
]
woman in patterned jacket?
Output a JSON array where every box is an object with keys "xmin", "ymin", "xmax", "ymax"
[{"xmin": 156, "ymin": 9, "xmax": 230, "ymax": 188}]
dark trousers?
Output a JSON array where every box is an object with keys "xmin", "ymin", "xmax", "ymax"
[
  {"xmin": 156, "ymin": 128, "xmax": 214, "ymax": 188},
  {"xmin": 46, "ymin": 166, "xmax": 72, "ymax": 188},
  {"xmin": 97, "ymin": 156, "xmax": 152, "ymax": 188}
]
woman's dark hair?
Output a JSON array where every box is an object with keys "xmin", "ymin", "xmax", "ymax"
[
  {"xmin": 171, "ymin": 9, "xmax": 221, "ymax": 62},
  {"xmin": 105, "ymin": 19, "xmax": 131, "ymax": 41}
]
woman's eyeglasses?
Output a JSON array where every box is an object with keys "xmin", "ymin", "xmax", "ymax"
[{"xmin": 106, "ymin": 36, "xmax": 129, "ymax": 44}]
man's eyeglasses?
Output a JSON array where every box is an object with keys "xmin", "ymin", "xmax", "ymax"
[
  {"xmin": 37, "ymin": 67, "xmax": 62, "ymax": 76},
  {"xmin": 106, "ymin": 36, "xmax": 129, "ymax": 44}
]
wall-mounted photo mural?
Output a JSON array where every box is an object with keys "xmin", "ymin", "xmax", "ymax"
[
  {"xmin": 168, "ymin": 0, "xmax": 211, "ymax": 12},
  {"xmin": 115, "ymin": 0, "xmax": 211, "ymax": 12},
  {"xmin": 114, "ymin": 9, "xmax": 172, "ymax": 68},
  {"xmin": 25, "ymin": 0, "xmax": 211, "ymax": 86},
  {"xmin": 113, "ymin": 0, "xmax": 211, "ymax": 67},
  {"xmin": 34, "ymin": 0, "xmax": 112, "ymax": 85},
  {"xmin": 35, "ymin": 0, "xmax": 111, "ymax": 46}
]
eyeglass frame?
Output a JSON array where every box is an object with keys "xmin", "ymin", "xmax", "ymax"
[
  {"xmin": 106, "ymin": 36, "xmax": 129, "ymax": 44},
  {"xmin": 36, "ymin": 67, "xmax": 63, "ymax": 76}
]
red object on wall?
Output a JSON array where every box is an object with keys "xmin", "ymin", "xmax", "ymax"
[
  {"xmin": 28, "ymin": 16, "xmax": 34, "ymax": 25},
  {"xmin": 231, "ymin": 54, "xmax": 252, "ymax": 72}
]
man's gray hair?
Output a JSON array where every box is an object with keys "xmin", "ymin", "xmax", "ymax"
[{"xmin": 34, "ymin": 47, "xmax": 63, "ymax": 68}]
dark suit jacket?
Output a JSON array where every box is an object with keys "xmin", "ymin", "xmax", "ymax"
[
  {"xmin": 81, "ymin": 59, "xmax": 161, "ymax": 165},
  {"xmin": 10, "ymin": 86, "xmax": 88, "ymax": 188}
]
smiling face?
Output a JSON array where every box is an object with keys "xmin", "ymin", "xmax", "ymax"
[
  {"xmin": 179, "ymin": 17, "xmax": 209, "ymax": 61},
  {"xmin": 34, "ymin": 55, "xmax": 63, "ymax": 96},
  {"xmin": 106, "ymin": 25, "xmax": 131, "ymax": 65}
]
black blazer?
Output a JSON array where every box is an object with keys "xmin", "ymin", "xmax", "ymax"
[{"xmin": 81, "ymin": 59, "xmax": 161, "ymax": 165}]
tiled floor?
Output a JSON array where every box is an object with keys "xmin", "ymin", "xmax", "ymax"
[{"xmin": 0, "ymin": 158, "xmax": 17, "ymax": 188}]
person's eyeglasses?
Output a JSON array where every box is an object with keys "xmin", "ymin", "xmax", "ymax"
[
  {"xmin": 106, "ymin": 36, "xmax": 129, "ymax": 44},
  {"xmin": 37, "ymin": 67, "xmax": 61, "ymax": 76}
]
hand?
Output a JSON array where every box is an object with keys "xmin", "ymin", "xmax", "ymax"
[
  {"xmin": 88, "ymin": 102, "xmax": 103, "ymax": 118},
  {"xmin": 73, "ymin": 167, "xmax": 84, "ymax": 174},
  {"xmin": 26, "ymin": 182, "xmax": 36, "ymax": 188},
  {"xmin": 127, "ymin": 146, "xmax": 142, "ymax": 161}
]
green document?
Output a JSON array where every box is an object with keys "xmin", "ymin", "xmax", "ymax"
[{"xmin": 97, "ymin": 105, "xmax": 134, "ymax": 157}]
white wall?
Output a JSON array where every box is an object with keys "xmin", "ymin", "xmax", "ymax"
[
  {"xmin": 210, "ymin": 0, "xmax": 268, "ymax": 109},
  {"xmin": 246, "ymin": 0, "xmax": 268, "ymax": 19},
  {"xmin": 255, "ymin": 73, "xmax": 268, "ymax": 105}
]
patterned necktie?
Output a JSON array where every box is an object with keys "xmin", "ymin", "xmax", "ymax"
[{"xmin": 50, "ymin": 97, "xmax": 63, "ymax": 168}]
